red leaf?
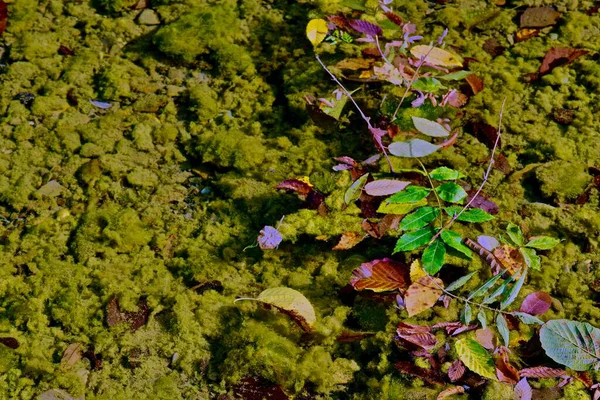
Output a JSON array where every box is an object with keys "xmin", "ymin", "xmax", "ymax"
[
  {"xmin": 519, "ymin": 292, "xmax": 552, "ymax": 315},
  {"xmin": 233, "ymin": 377, "xmax": 289, "ymax": 400},
  {"xmin": 539, "ymin": 48, "xmax": 589, "ymax": 76},
  {"xmin": 0, "ymin": 0, "xmax": 6, "ymax": 36},
  {"xmin": 384, "ymin": 12, "xmax": 403, "ymax": 26},
  {"xmin": 495, "ymin": 346, "xmax": 520, "ymax": 384},
  {"xmin": 364, "ymin": 180, "xmax": 411, "ymax": 196},
  {"xmin": 396, "ymin": 322, "xmax": 437, "ymax": 351},
  {"xmin": 394, "ymin": 361, "xmax": 446, "ymax": 385},
  {"xmin": 448, "ymin": 360, "xmax": 465, "ymax": 382},
  {"xmin": 349, "ymin": 19, "xmax": 382, "ymax": 36},
  {"xmin": 350, "ymin": 258, "xmax": 410, "ymax": 292},
  {"xmin": 519, "ymin": 366, "xmax": 568, "ymax": 379},
  {"xmin": 276, "ymin": 179, "xmax": 313, "ymax": 197},
  {"xmin": 465, "ymin": 74, "xmax": 484, "ymax": 95}
]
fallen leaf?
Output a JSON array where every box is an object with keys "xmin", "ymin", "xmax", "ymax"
[
  {"xmin": 574, "ymin": 371, "xmax": 593, "ymax": 388},
  {"xmin": 495, "ymin": 346, "xmax": 520, "ymax": 384},
  {"xmin": 350, "ymin": 258, "xmax": 410, "ymax": 292},
  {"xmin": 411, "ymin": 45, "xmax": 463, "ymax": 67},
  {"xmin": 494, "ymin": 153, "xmax": 511, "ymax": 175},
  {"xmin": 83, "ymin": 347, "xmax": 103, "ymax": 370},
  {"xmin": 258, "ymin": 225, "xmax": 283, "ymax": 250},
  {"xmin": 467, "ymin": 120, "xmax": 500, "ymax": 149},
  {"xmin": 465, "ymin": 238, "xmax": 504, "ymax": 275},
  {"xmin": 396, "ymin": 322, "xmax": 437, "ymax": 350},
  {"xmin": 233, "ymin": 377, "xmax": 289, "ymax": 400},
  {"xmin": 516, "ymin": 28, "xmax": 541, "ymax": 43},
  {"xmin": 539, "ymin": 47, "xmax": 589, "ymax": 76},
  {"xmin": 466, "ymin": 190, "xmax": 499, "ymax": 214},
  {"xmin": 333, "ymin": 231, "xmax": 364, "ymax": 250},
  {"xmin": 38, "ymin": 389, "xmax": 78, "ymax": 400},
  {"xmin": 0, "ymin": 337, "xmax": 19, "ymax": 349},
  {"xmin": 106, "ymin": 297, "xmax": 150, "ymax": 331},
  {"xmin": 349, "ymin": 19, "xmax": 382, "ymax": 36},
  {"xmin": 364, "ymin": 180, "xmax": 411, "ymax": 196},
  {"xmin": 410, "ymin": 259, "xmax": 427, "ymax": 283},
  {"xmin": 394, "ymin": 361, "xmax": 446, "ymax": 385},
  {"xmin": 276, "ymin": 179, "xmax": 313, "ymax": 197},
  {"xmin": 483, "ymin": 38, "xmax": 506, "ymax": 57},
  {"xmin": 455, "ymin": 337, "xmax": 497, "ymax": 380},
  {"xmin": 336, "ymin": 58, "xmax": 374, "ymax": 71},
  {"xmin": 384, "ymin": 12, "xmax": 403, "ymax": 26},
  {"xmin": 475, "ymin": 328, "xmax": 496, "ymax": 350},
  {"xmin": 0, "ymin": 0, "xmax": 6, "ymax": 36},
  {"xmin": 520, "ymin": 7, "xmax": 561, "ymax": 28},
  {"xmin": 61, "ymin": 343, "xmax": 83, "ymax": 367},
  {"xmin": 336, "ymin": 330, "xmax": 375, "ymax": 342},
  {"xmin": 362, "ymin": 214, "xmax": 402, "ymax": 238},
  {"xmin": 58, "ymin": 45, "xmax": 74, "ymax": 56},
  {"xmin": 306, "ymin": 19, "xmax": 328, "ymax": 46},
  {"xmin": 552, "ymin": 108, "xmax": 574, "ymax": 124},
  {"xmin": 448, "ymin": 360, "xmax": 466, "ymax": 382},
  {"xmin": 404, "ymin": 276, "xmax": 444, "ymax": 317},
  {"xmin": 493, "ymin": 245, "xmax": 525, "ymax": 276},
  {"xmin": 328, "ymin": 14, "xmax": 352, "ymax": 31},
  {"xmin": 520, "ymin": 292, "xmax": 552, "ymax": 315},
  {"xmin": 465, "ymin": 74, "xmax": 484, "ymax": 95},
  {"xmin": 437, "ymin": 386, "xmax": 465, "ymax": 400},
  {"xmin": 514, "ymin": 378, "xmax": 533, "ymax": 400},
  {"xmin": 132, "ymin": 0, "xmax": 148, "ymax": 9},
  {"xmin": 519, "ymin": 366, "xmax": 568, "ymax": 379}
]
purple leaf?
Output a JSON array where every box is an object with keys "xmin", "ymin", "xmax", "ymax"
[
  {"xmin": 258, "ymin": 226, "xmax": 282, "ymax": 250},
  {"xmin": 520, "ymin": 292, "xmax": 552, "ymax": 315},
  {"xmin": 90, "ymin": 100, "xmax": 112, "ymax": 109},
  {"xmin": 477, "ymin": 235, "xmax": 499, "ymax": 251},
  {"xmin": 448, "ymin": 360, "xmax": 465, "ymax": 382},
  {"xmin": 466, "ymin": 190, "xmax": 499, "ymax": 214},
  {"xmin": 364, "ymin": 180, "xmax": 411, "ymax": 196},
  {"xmin": 349, "ymin": 19, "xmax": 383, "ymax": 36},
  {"xmin": 514, "ymin": 378, "xmax": 532, "ymax": 400},
  {"xmin": 362, "ymin": 154, "xmax": 381, "ymax": 166}
]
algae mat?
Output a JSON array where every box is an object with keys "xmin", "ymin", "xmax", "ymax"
[{"xmin": 0, "ymin": 0, "xmax": 599, "ymax": 399}]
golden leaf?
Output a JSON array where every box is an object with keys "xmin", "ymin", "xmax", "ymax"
[
  {"xmin": 410, "ymin": 45, "xmax": 463, "ymax": 67},
  {"xmin": 306, "ymin": 19, "xmax": 328, "ymax": 47},
  {"xmin": 404, "ymin": 276, "xmax": 444, "ymax": 317}
]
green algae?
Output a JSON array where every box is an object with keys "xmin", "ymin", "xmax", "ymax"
[{"xmin": 0, "ymin": 0, "xmax": 598, "ymax": 398}]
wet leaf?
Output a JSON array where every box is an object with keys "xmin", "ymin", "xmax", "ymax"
[
  {"xmin": 500, "ymin": 269, "xmax": 527, "ymax": 310},
  {"xmin": 345, "ymin": 173, "xmax": 369, "ymax": 204},
  {"xmin": 520, "ymin": 292, "xmax": 552, "ymax": 316},
  {"xmin": 258, "ymin": 225, "xmax": 283, "ymax": 250},
  {"xmin": 364, "ymin": 179, "xmax": 411, "ymax": 196},
  {"xmin": 404, "ymin": 276, "xmax": 444, "ymax": 317},
  {"xmin": 394, "ymin": 361, "xmax": 446, "ymax": 385},
  {"xmin": 394, "ymin": 227, "xmax": 436, "ymax": 252},
  {"xmin": 412, "ymin": 117, "xmax": 450, "ymax": 137},
  {"xmin": 333, "ymin": 232, "xmax": 364, "ymax": 250},
  {"xmin": 525, "ymin": 236, "xmax": 560, "ymax": 250},
  {"xmin": 0, "ymin": 337, "xmax": 19, "ymax": 349},
  {"xmin": 389, "ymin": 139, "xmax": 441, "ymax": 158},
  {"xmin": 446, "ymin": 271, "xmax": 477, "ymax": 292},
  {"xmin": 465, "ymin": 74, "xmax": 484, "ymax": 95},
  {"xmin": 437, "ymin": 386, "xmax": 465, "ymax": 400},
  {"xmin": 440, "ymin": 230, "xmax": 473, "ymax": 258},
  {"xmin": 377, "ymin": 198, "xmax": 427, "ymax": 214},
  {"xmin": 61, "ymin": 343, "xmax": 83, "ymax": 367},
  {"xmin": 511, "ymin": 312, "xmax": 544, "ymax": 325},
  {"xmin": 422, "ymin": 239, "xmax": 446, "ymax": 275},
  {"xmin": 461, "ymin": 303, "xmax": 473, "ymax": 325},
  {"xmin": 438, "ymin": 70, "xmax": 473, "ymax": 81},
  {"xmin": 448, "ymin": 359, "xmax": 466, "ymax": 382},
  {"xmin": 429, "ymin": 167, "xmax": 465, "ymax": 181},
  {"xmin": 539, "ymin": 319, "xmax": 600, "ymax": 371},
  {"xmin": 455, "ymin": 338, "xmax": 497, "ymax": 379},
  {"xmin": 276, "ymin": 179, "xmax": 313, "ymax": 197},
  {"xmin": 519, "ymin": 366, "xmax": 567, "ymax": 379},
  {"xmin": 349, "ymin": 19, "xmax": 382, "ymax": 36},
  {"xmin": 233, "ymin": 377, "xmax": 289, "ymax": 400},
  {"xmin": 496, "ymin": 314, "xmax": 510, "ymax": 347},
  {"xmin": 400, "ymin": 207, "xmax": 439, "ymax": 231},
  {"xmin": 476, "ymin": 328, "xmax": 496, "ymax": 350},
  {"xmin": 477, "ymin": 236, "xmax": 499, "ymax": 251},
  {"xmin": 384, "ymin": 11, "xmax": 403, "ymax": 26},
  {"xmin": 350, "ymin": 258, "xmax": 410, "ymax": 292},
  {"xmin": 396, "ymin": 322, "xmax": 437, "ymax": 350},
  {"xmin": 386, "ymin": 186, "xmax": 431, "ymax": 204},
  {"xmin": 235, "ymin": 287, "xmax": 316, "ymax": 332},
  {"xmin": 445, "ymin": 206, "xmax": 494, "ymax": 223},
  {"xmin": 514, "ymin": 378, "xmax": 533, "ymax": 400},
  {"xmin": 436, "ymin": 182, "xmax": 467, "ymax": 203},
  {"xmin": 306, "ymin": 19, "xmax": 328, "ymax": 46},
  {"xmin": 411, "ymin": 45, "xmax": 463, "ymax": 67},
  {"xmin": 495, "ymin": 346, "xmax": 519, "ymax": 384},
  {"xmin": 539, "ymin": 47, "xmax": 589, "ymax": 76},
  {"xmin": 506, "ymin": 223, "xmax": 525, "ymax": 246},
  {"xmin": 0, "ymin": 0, "xmax": 7, "ymax": 36},
  {"xmin": 520, "ymin": 7, "xmax": 561, "ymax": 28}
]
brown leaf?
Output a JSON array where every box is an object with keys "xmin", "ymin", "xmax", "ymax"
[
  {"xmin": 350, "ymin": 258, "xmax": 410, "ymax": 291},
  {"xmin": 574, "ymin": 371, "xmax": 593, "ymax": 389},
  {"xmin": 327, "ymin": 14, "xmax": 352, "ymax": 32},
  {"xmin": 404, "ymin": 276, "xmax": 444, "ymax": 317},
  {"xmin": 83, "ymin": 347, "xmax": 103, "ymax": 370},
  {"xmin": 384, "ymin": 12, "xmax": 403, "ymax": 26},
  {"xmin": 333, "ymin": 231, "xmax": 364, "ymax": 250},
  {"xmin": 586, "ymin": 3, "xmax": 600, "ymax": 15},
  {"xmin": 515, "ymin": 28, "xmax": 541, "ymax": 43},
  {"xmin": 475, "ymin": 328, "xmax": 496, "ymax": 350},
  {"xmin": 466, "ymin": 190, "xmax": 499, "ymax": 214},
  {"xmin": 495, "ymin": 346, "xmax": 520, "ymax": 384},
  {"xmin": 465, "ymin": 74, "xmax": 484, "ymax": 95},
  {"xmin": 0, "ymin": 0, "xmax": 6, "ymax": 36},
  {"xmin": 437, "ymin": 386, "xmax": 465, "ymax": 400},
  {"xmin": 394, "ymin": 361, "xmax": 446, "ymax": 385},
  {"xmin": 106, "ymin": 297, "xmax": 122, "ymax": 327},
  {"xmin": 0, "ymin": 337, "xmax": 19, "ymax": 349},
  {"xmin": 493, "ymin": 245, "xmax": 525, "ymax": 276},
  {"xmin": 362, "ymin": 214, "xmax": 402, "ymax": 238},
  {"xmin": 465, "ymin": 238, "xmax": 504, "ymax": 275},
  {"xmin": 539, "ymin": 48, "xmax": 589, "ymax": 76},
  {"xmin": 106, "ymin": 297, "xmax": 149, "ymax": 331},
  {"xmin": 61, "ymin": 343, "xmax": 83, "ymax": 367},
  {"xmin": 396, "ymin": 322, "xmax": 437, "ymax": 351},
  {"xmin": 276, "ymin": 179, "xmax": 313, "ymax": 198},
  {"xmin": 190, "ymin": 280, "xmax": 224, "ymax": 294},
  {"xmin": 483, "ymin": 38, "xmax": 506, "ymax": 57},
  {"xmin": 336, "ymin": 58, "xmax": 374, "ymax": 71},
  {"xmin": 552, "ymin": 108, "xmax": 574, "ymax": 124},
  {"xmin": 336, "ymin": 330, "xmax": 375, "ymax": 343},
  {"xmin": 519, "ymin": 366, "xmax": 568, "ymax": 379},
  {"xmin": 520, "ymin": 7, "xmax": 561, "ymax": 28},
  {"xmin": 58, "ymin": 45, "xmax": 74, "ymax": 56},
  {"xmin": 132, "ymin": 0, "xmax": 148, "ymax": 9},
  {"xmin": 362, "ymin": 47, "xmax": 382, "ymax": 59},
  {"xmin": 448, "ymin": 360, "xmax": 466, "ymax": 382},
  {"xmin": 494, "ymin": 153, "xmax": 511, "ymax": 175},
  {"xmin": 232, "ymin": 377, "xmax": 289, "ymax": 400},
  {"xmin": 467, "ymin": 120, "xmax": 500, "ymax": 150}
]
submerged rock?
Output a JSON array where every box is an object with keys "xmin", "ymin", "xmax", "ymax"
[{"xmin": 137, "ymin": 9, "xmax": 160, "ymax": 25}]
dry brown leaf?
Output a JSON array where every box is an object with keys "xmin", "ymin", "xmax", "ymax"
[
  {"xmin": 465, "ymin": 74, "xmax": 484, "ymax": 95},
  {"xmin": 333, "ymin": 232, "xmax": 364, "ymax": 250},
  {"xmin": 483, "ymin": 38, "xmax": 505, "ymax": 57},
  {"xmin": 495, "ymin": 346, "xmax": 520, "ymax": 384},
  {"xmin": 475, "ymin": 328, "xmax": 496, "ymax": 350},
  {"xmin": 397, "ymin": 322, "xmax": 437, "ymax": 351},
  {"xmin": 493, "ymin": 245, "xmax": 525, "ymax": 276},
  {"xmin": 404, "ymin": 276, "xmax": 444, "ymax": 317},
  {"xmin": 520, "ymin": 7, "xmax": 561, "ymax": 28},
  {"xmin": 362, "ymin": 214, "xmax": 402, "ymax": 238},
  {"xmin": 395, "ymin": 361, "xmax": 446, "ymax": 385},
  {"xmin": 336, "ymin": 58, "xmax": 374, "ymax": 71},
  {"xmin": 539, "ymin": 47, "xmax": 589, "ymax": 75},
  {"xmin": 61, "ymin": 343, "xmax": 83, "ymax": 367},
  {"xmin": 437, "ymin": 385, "xmax": 465, "ymax": 400},
  {"xmin": 448, "ymin": 360, "xmax": 466, "ymax": 382}
]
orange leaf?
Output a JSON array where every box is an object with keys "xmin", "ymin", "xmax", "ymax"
[
  {"xmin": 333, "ymin": 232, "xmax": 365, "ymax": 250},
  {"xmin": 350, "ymin": 258, "xmax": 410, "ymax": 292}
]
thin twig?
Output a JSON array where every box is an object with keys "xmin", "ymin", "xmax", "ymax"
[{"xmin": 375, "ymin": 35, "xmax": 393, "ymax": 66}]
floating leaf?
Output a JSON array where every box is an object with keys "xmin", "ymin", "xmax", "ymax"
[
  {"xmin": 377, "ymin": 198, "xmax": 427, "ymax": 215},
  {"xmin": 306, "ymin": 19, "xmax": 328, "ymax": 46},
  {"xmin": 477, "ymin": 235, "xmax": 499, "ymax": 251},
  {"xmin": 500, "ymin": 269, "xmax": 527, "ymax": 310},
  {"xmin": 349, "ymin": 19, "xmax": 382, "ymax": 36},
  {"xmin": 496, "ymin": 314, "xmax": 510, "ymax": 347},
  {"xmin": 258, "ymin": 225, "xmax": 283, "ymax": 250},
  {"xmin": 455, "ymin": 338, "xmax": 497, "ymax": 379},
  {"xmin": 404, "ymin": 276, "xmax": 444, "ymax": 317},
  {"xmin": 350, "ymin": 258, "xmax": 410, "ymax": 292},
  {"xmin": 525, "ymin": 236, "xmax": 560, "ymax": 250},
  {"xmin": 519, "ymin": 248, "xmax": 540, "ymax": 271},
  {"xmin": 520, "ymin": 292, "xmax": 552, "ymax": 315},
  {"xmin": 396, "ymin": 322, "xmax": 437, "ymax": 350},
  {"xmin": 386, "ymin": 186, "xmax": 431, "ymax": 204},
  {"xmin": 412, "ymin": 117, "xmax": 450, "ymax": 137},
  {"xmin": 411, "ymin": 45, "xmax": 463, "ymax": 67},
  {"xmin": 345, "ymin": 173, "xmax": 369, "ymax": 204},
  {"xmin": 364, "ymin": 180, "xmax": 411, "ymax": 196},
  {"xmin": 514, "ymin": 378, "xmax": 533, "ymax": 400},
  {"xmin": 540, "ymin": 320, "xmax": 600, "ymax": 371},
  {"xmin": 389, "ymin": 139, "xmax": 441, "ymax": 158},
  {"xmin": 446, "ymin": 271, "xmax": 477, "ymax": 292},
  {"xmin": 394, "ymin": 227, "xmax": 436, "ymax": 253},
  {"xmin": 430, "ymin": 167, "xmax": 465, "ymax": 181},
  {"xmin": 437, "ymin": 386, "xmax": 465, "ymax": 400},
  {"xmin": 235, "ymin": 287, "xmax": 316, "ymax": 331},
  {"xmin": 445, "ymin": 206, "xmax": 494, "ymax": 222},
  {"xmin": 461, "ymin": 303, "xmax": 473, "ymax": 325},
  {"xmin": 422, "ymin": 239, "xmax": 446, "ymax": 275},
  {"xmin": 333, "ymin": 232, "xmax": 364, "ymax": 250},
  {"xmin": 440, "ymin": 230, "xmax": 473, "ymax": 258},
  {"xmin": 506, "ymin": 223, "xmax": 525, "ymax": 246},
  {"xmin": 438, "ymin": 70, "xmax": 473, "ymax": 81},
  {"xmin": 448, "ymin": 360, "xmax": 466, "ymax": 382},
  {"xmin": 436, "ymin": 183, "xmax": 467, "ymax": 203},
  {"xmin": 520, "ymin": 7, "xmax": 561, "ymax": 28},
  {"xmin": 519, "ymin": 366, "xmax": 568, "ymax": 379},
  {"xmin": 511, "ymin": 312, "xmax": 544, "ymax": 325},
  {"xmin": 400, "ymin": 207, "xmax": 439, "ymax": 231}
]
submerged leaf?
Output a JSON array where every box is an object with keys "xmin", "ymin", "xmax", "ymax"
[
  {"xmin": 404, "ymin": 276, "xmax": 444, "ymax": 317},
  {"xmin": 422, "ymin": 239, "xmax": 446, "ymax": 275},
  {"xmin": 455, "ymin": 338, "xmax": 496, "ymax": 379},
  {"xmin": 411, "ymin": 45, "xmax": 463, "ymax": 67},
  {"xmin": 520, "ymin": 292, "xmax": 552, "ymax": 316},
  {"xmin": 345, "ymin": 173, "xmax": 369, "ymax": 204},
  {"xmin": 539, "ymin": 320, "xmax": 600, "ymax": 371},
  {"xmin": 306, "ymin": 19, "xmax": 329, "ymax": 46},
  {"xmin": 350, "ymin": 258, "xmax": 410, "ymax": 292},
  {"xmin": 389, "ymin": 139, "xmax": 441, "ymax": 158},
  {"xmin": 400, "ymin": 207, "xmax": 439, "ymax": 231},
  {"xmin": 364, "ymin": 179, "xmax": 411, "ymax": 196},
  {"xmin": 412, "ymin": 117, "xmax": 450, "ymax": 137},
  {"xmin": 394, "ymin": 227, "xmax": 435, "ymax": 253},
  {"xmin": 235, "ymin": 287, "xmax": 316, "ymax": 331}
]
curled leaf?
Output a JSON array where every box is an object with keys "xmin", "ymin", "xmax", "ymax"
[
  {"xmin": 345, "ymin": 173, "xmax": 370, "ymax": 204},
  {"xmin": 494, "ymin": 346, "xmax": 519, "ymax": 384}
]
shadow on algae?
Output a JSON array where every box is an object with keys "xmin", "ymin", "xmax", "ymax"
[{"xmin": 0, "ymin": 0, "xmax": 598, "ymax": 399}]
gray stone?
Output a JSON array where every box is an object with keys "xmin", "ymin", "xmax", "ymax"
[{"xmin": 138, "ymin": 9, "xmax": 160, "ymax": 25}]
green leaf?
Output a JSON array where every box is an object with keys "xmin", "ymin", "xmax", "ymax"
[
  {"xmin": 477, "ymin": 309, "xmax": 488, "ymax": 329},
  {"xmin": 411, "ymin": 117, "xmax": 450, "ymax": 137},
  {"xmin": 438, "ymin": 70, "xmax": 473, "ymax": 81},
  {"xmin": 386, "ymin": 186, "xmax": 431, "ymax": 204},
  {"xmin": 412, "ymin": 77, "xmax": 445, "ymax": 93},
  {"xmin": 393, "ymin": 227, "xmax": 435, "ymax": 253},
  {"xmin": 482, "ymin": 276, "xmax": 514, "ymax": 304},
  {"xmin": 429, "ymin": 167, "xmax": 466, "ymax": 181},
  {"xmin": 511, "ymin": 312, "xmax": 544, "ymax": 325},
  {"xmin": 455, "ymin": 338, "xmax": 497, "ymax": 379},
  {"xmin": 445, "ymin": 206, "xmax": 495, "ymax": 223},
  {"xmin": 389, "ymin": 139, "xmax": 441, "ymax": 158},
  {"xmin": 321, "ymin": 95, "xmax": 349, "ymax": 120},
  {"xmin": 506, "ymin": 223, "xmax": 524, "ymax": 246},
  {"xmin": 496, "ymin": 314, "xmax": 510, "ymax": 347},
  {"xmin": 400, "ymin": 207, "xmax": 439, "ymax": 231},
  {"xmin": 525, "ymin": 236, "xmax": 561, "ymax": 250},
  {"xmin": 440, "ymin": 230, "xmax": 473, "ymax": 258},
  {"xmin": 520, "ymin": 247, "xmax": 541, "ymax": 271},
  {"xmin": 345, "ymin": 173, "xmax": 369, "ymax": 204},
  {"xmin": 540, "ymin": 319, "xmax": 600, "ymax": 371},
  {"xmin": 461, "ymin": 303, "xmax": 473, "ymax": 325},
  {"xmin": 500, "ymin": 269, "xmax": 527, "ymax": 310},
  {"xmin": 377, "ymin": 198, "xmax": 428, "ymax": 215},
  {"xmin": 422, "ymin": 239, "xmax": 446, "ymax": 274},
  {"xmin": 446, "ymin": 271, "xmax": 477, "ymax": 292},
  {"xmin": 436, "ymin": 182, "xmax": 467, "ymax": 203},
  {"xmin": 467, "ymin": 272, "xmax": 505, "ymax": 300}
]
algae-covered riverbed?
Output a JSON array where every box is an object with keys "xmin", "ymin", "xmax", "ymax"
[{"xmin": 0, "ymin": 0, "xmax": 600, "ymax": 399}]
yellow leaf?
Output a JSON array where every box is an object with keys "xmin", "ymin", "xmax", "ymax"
[
  {"xmin": 297, "ymin": 176, "xmax": 313, "ymax": 187},
  {"xmin": 306, "ymin": 19, "xmax": 328, "ymax": 47},
  {"xmin": 410, "ymin": 45, "xmax": 463, "ymax": 68},
  {"xmin": 410, "ymin": 259, "xmax": 427, "ymax": 283},
  {"xmin": 235, "ymin": 287, "xmax": 316, "ymax": 331},
  {"xmin": 404, "ymin": 276, "xmax": 444, "ymax": 317}
]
